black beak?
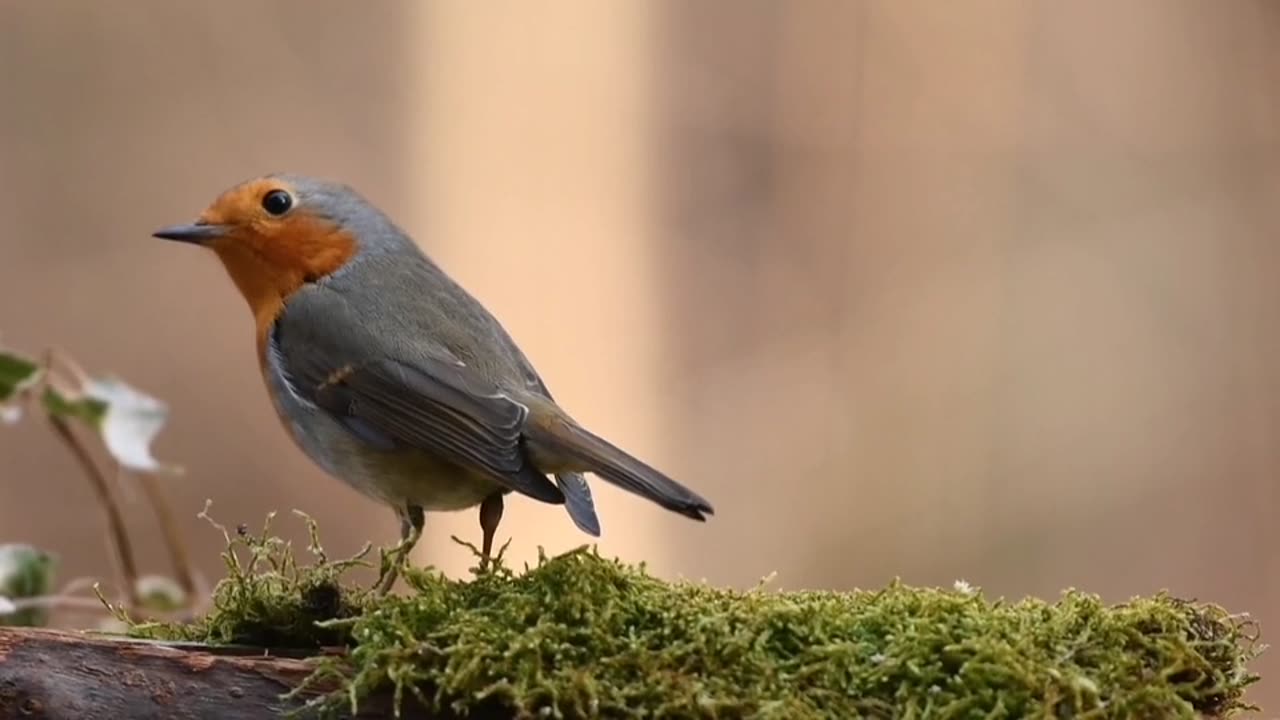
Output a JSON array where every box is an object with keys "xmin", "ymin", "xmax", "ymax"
[{"xmin": 152, "ymin": 222, "xmax": 229, "ymax": 245}]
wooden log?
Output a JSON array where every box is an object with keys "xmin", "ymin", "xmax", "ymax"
[
  {"xmin": 0, "ymin": 627, "xmax": 1240, "ymax": 719},
  {"xmin": 0, "ymin": 627, "xmax": 467, "ymax": 720}
]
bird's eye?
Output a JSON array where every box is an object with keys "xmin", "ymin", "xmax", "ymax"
[{"xmin": 262, "ymin": 189, "xmax": 293, "ymax": 216}]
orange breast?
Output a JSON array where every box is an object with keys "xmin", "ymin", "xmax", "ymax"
[{"xmin": 209, "ymin": 218, "xmax": 357, "ymax": 370}]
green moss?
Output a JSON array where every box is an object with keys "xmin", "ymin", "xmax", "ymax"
[
  {"xmin": 124, "ymin": 508, "xmax": 375, "ymax": 649},
  {"xmin": 122, "ymin": 511, "xmax": 1263, "ymax": 719}
]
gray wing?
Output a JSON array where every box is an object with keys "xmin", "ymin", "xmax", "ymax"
[{"xmin": 273, "ymin": 287, "xmax": 564, "ymax": 505}]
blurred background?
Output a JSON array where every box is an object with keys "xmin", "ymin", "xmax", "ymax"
[{"xmin": 1, "ymin": 0, "xmax": 1277, "ymax": 706}]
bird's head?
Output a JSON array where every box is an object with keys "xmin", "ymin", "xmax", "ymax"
[
  {"xmin": 154, "ymin": 173, "xmax": 364, "ymax": 286},
  {"xmin": 153, "ymin": 174, "xmax": 397, "ymax": 340}
]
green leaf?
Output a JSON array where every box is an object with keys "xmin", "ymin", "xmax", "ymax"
[
  {"xmin": 0, "ymin": 350, "xmax": 41, "ymax": 401},
  {"xmin": 0, "ymin": 349, "xmax": 43, "ymax": 423},
  {"xmin": 1, "ymin": 345, "xmax": 178, "ymax": 471},
  {"xmin": 0, "ymin": 543, "xmax": 56, "ymax": 627},
  {"xmin": 41, "ymin": 386, "xmax": 108, "ymax": 425}
]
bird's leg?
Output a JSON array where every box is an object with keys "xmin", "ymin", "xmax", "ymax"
[
  {"xmin": 376, "ymin": 503, "xmax": 424, "ymax": 595},
  {"xmin": 479, "ymin": 492, "xmax": 504, "ymax": 571}
]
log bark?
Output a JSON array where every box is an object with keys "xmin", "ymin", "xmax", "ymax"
[{"xmin": 0, "ymin": 627, "xmax": 461, "ymax": 719}]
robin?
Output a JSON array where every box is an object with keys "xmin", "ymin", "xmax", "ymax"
[{"xmin": 153, "ymin": 174, "xmax": 713, "ymax": 592}]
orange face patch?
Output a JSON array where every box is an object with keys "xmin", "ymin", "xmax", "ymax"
[{"xmin": 194, "ymin": 177, "xmax": 358, "ymax": 363}]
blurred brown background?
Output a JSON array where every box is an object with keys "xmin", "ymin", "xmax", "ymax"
[{"xmin": 1, "ymin": 0, "xmax": 1277, "ymax": 707}]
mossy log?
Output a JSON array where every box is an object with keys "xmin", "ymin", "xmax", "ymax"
[
  {"xmin": 0, "ymin": 627, "xmax": 459, "ymax": 720},
  {"xmin": 0, "ymin": 621, "xmax": 1253, "ymax": 720},
  {"xmin": 47, "ymin": 516, "xmax": 1257, "ymax": 719}
]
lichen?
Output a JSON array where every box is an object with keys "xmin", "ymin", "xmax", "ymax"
[{"xmin": 122, "ymin": 511, "xmax": 1264, "ymax": 719}]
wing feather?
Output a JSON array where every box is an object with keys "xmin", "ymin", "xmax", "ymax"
[{"xmin": 272, "ymin": 295, "xmax": 562, "ymax": 505}]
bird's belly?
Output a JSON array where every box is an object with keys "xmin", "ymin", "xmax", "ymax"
[{"xmin": 262, "ymin": 357, "xmax": 498, "ymax": 512}]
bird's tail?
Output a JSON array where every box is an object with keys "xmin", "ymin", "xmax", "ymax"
[
  {"xmin": 525, "ymin": 409, "xmax": 713, "ymax": 522},
  {"xmin": 554, "ymin": 471, "xmax": 602, "ymax": 537}
]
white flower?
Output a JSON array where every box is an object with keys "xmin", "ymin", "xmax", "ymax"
[
  {"xmin": 953, "ymin": 579, "xmax": 975, "ymax": 595},
  {"xmin": 83, "ymin": 378, "xmax": 179, "ymax": 474}
]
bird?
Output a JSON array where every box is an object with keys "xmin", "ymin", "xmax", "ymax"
[{"xmin": 153, "ymin": 174, "xmax": 714, "ymax": 592}]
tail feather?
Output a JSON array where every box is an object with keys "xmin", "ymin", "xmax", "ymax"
[
  {"xmin": 527, "ymin": 415, "xmax": 714, "ymax": 521},
  {"xmin": 555, "ymin": 471, "xmax": 601, "ymax": 536}
]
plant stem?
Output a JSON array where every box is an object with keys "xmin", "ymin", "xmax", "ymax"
[
  {"xmin": 133, "ymin": 469, "xmax": 196, "ymax": 597},
  {"xmin": 47, "ymin": 415, "xmax": 140, "ymax": 608},
  {"xmin": 5, "ymin": 596, "xmax": 113, "ymax": 613}
]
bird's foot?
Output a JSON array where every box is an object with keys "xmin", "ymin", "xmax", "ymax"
[
  {"xmin": 374, "ymin": 505, "xmax": 424, "ymax": 595},
  {"xmin": 480, "ymin": 537, "xmax": 514, "ymax": 575},
  {"xmin": 479, "ymin": 492, "xmax": 504, "ymax": 572}
]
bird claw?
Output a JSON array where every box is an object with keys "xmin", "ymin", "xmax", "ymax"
[{"xmin": 373, "ymin": 536, "xmax": 413, "ymax": 595}]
